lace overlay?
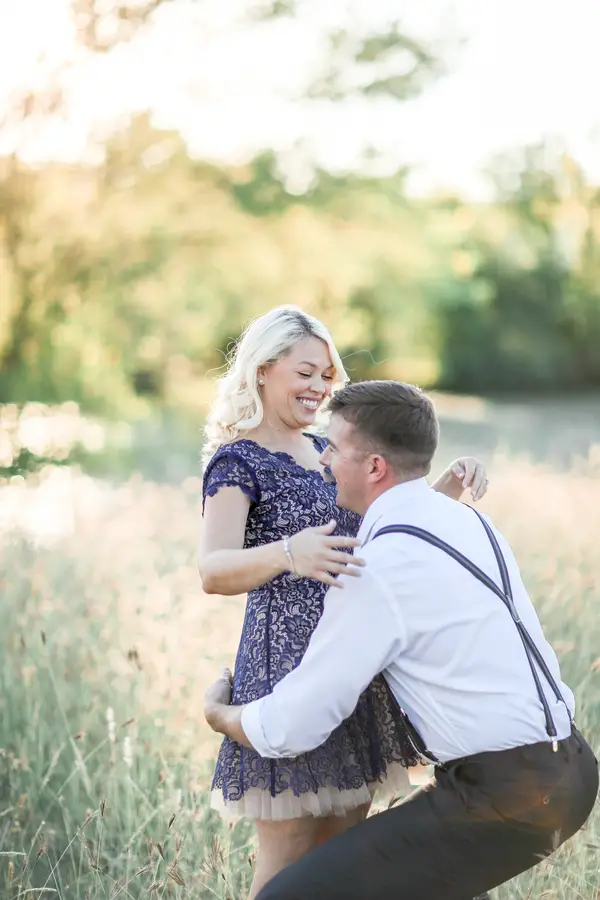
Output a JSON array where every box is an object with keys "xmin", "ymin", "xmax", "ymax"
[{"xmin": 203, "ymin": 436, "xmax": 416, "ymax": 820}]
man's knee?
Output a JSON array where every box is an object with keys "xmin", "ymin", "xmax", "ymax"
[
  {"xmin": 255, "ymin": 856, "xmax": 314, "ymax": 900},
  {"xmin": 256, "ymin": 875, "xmax": 299, "ymax": 900}
]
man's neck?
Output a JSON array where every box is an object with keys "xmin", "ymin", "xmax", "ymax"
[
  {"xmin": 360, "ymin": 474, "xmax": 423, "ymax": 518},
  {"xmin": 356, "ymin": 476, "xmax": 429, "ymax": 546}
]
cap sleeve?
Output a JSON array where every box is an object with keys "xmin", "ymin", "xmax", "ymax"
[{"xmin": 202, "ymin": 448, "xmax": 261, "ymax": 509}]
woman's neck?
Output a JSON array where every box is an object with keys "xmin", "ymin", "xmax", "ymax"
[{"xmin": 247, "ymin": 422, "xmax": 307, "ymax": 452}]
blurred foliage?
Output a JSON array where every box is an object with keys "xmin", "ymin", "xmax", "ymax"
[
  {"xmin": 0, "ymin": 0, "xmax": 441, "ymax": 416},
  {"xmin": 0, "ymin": 114, "xmax": 431, "ymax": 412},
  {"xmin": 434, "ymin": 148, "xmax": 600, "ymax": 392},
  {"xmin": 1, "ymin": 2, "xmax": 600, "ymax": 418},
  {"xmin": 72, "ymin": 0, "xmax": 167, "ymax": 52},
  {"xmin": 2, "ymin": 121, "xmax": 600, "ymax": 413}
]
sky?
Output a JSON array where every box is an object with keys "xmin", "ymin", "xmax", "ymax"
[{"xmin": 1, "ymin": 0, "xmax": 599, "ymax": 198}]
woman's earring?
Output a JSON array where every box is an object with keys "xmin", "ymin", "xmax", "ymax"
[{"xmin": 258, "ymin": 378, "xmax": 265, "ymax": 385}]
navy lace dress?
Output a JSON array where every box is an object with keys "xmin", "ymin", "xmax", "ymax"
[{"xmin": 203, "ymin": 435, "xmax": 414, "ymax": 820}]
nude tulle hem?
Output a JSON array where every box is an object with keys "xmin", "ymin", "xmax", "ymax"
[{"xmin": 211, "ymin": 761, "xmax": 412, "ymax": 821}]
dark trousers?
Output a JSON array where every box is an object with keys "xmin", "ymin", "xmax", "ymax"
[{"xmin": 256, "ymin": 730, "xmax": 598, "ymax": 900}]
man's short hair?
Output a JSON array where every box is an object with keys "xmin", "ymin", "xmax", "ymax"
[{"xmin": 327, "ymin": 380, "xmax": 439, "ymax": 476}]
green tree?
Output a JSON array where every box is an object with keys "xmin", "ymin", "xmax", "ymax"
[
  {"xmin": 435, "ymin": 148, "xmax": 600, "ymax": 393},
  {"xmin": 0, "ymin": 0, "xmax": 441, "ymax": 411}
]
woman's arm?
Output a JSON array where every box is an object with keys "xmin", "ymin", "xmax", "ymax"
[
  {"xmin": 431, "ymin": 457, "xmax": 488, "ymax": 502},
  {"xmin": 198, "ymin": 488, "xmax": 365, "ymax": 596},
  {"xmin": 198, "ymin": 487, "xmax": 288, "ymax": 595}
]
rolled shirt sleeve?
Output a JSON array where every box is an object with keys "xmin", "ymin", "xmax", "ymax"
[{"xmin": 240, "ymin": 567, "xmax": 406, "ymax": 758}]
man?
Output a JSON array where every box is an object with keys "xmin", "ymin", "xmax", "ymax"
[{"xmin": 204, "ymin": 381, "xmax": 598, "ymax": 900}]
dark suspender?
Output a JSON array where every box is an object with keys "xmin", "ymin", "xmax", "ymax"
[{"xmin": 372, "ymin": 506, "xmax": 572, "ymax": 766}]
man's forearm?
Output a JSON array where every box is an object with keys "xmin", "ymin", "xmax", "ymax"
[
  {"xmin": 205, "ymin": 702, "xmax": 255, "ymax": 749},
  {"xmin": 203, "ymin": 569, "xmax": 401, "ymax": 761}
]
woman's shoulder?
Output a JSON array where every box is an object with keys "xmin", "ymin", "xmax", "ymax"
[
  {"xmin": 207, "ymin": 433, "xmax": 325, "ymax": 467},
  {"xmin": 205, "ymin": 438, "xmax": 262, "ymax": 465},
  {"xmin": 202, "ymin": 440, "xmax": 266, "ymax": 502}
]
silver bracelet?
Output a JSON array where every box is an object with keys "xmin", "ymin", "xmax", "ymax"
[{"xmin": 282, "ymin": 536, "xmax": 298, "ymax": 575}]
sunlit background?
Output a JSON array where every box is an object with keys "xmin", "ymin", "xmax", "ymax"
[{"xmin": 1, "ymin": 2, "xmax": 600, "ymax": 898}]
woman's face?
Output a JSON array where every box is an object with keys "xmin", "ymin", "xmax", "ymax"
[{"xmin": 259, "ymin": 337, "xmax": 336, "ymax": 431}]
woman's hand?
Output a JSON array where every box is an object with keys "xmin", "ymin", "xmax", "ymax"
[
  {"xmin": 287, "ymin": 520, "xmax": 365, "ymax": 588},
  {"xmin": 450, "ymin": 457, "xmax": 489, "ymax": 502},
  {"xmin": 432, "ymin": 457, "xmax": 489, "ymax": 502}
]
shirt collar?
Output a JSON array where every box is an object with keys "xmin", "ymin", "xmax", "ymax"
[{"xmin": 357, "ymin": 478, "xmax": 431, "ymax": 546}]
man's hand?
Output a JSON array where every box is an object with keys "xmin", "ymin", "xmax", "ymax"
[
  {"xmin": 204, "ymin": 667, "xmax": 232, "ymax": 730},
  {"xmin": 204, "ymin": 667, "xmax": 254, "ymax": 749},
  {"xmin": 205, "ymin": 666, "xmax": 232, "ymax": 707}
]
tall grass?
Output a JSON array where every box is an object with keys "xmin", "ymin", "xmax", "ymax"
[{"xmin": 1, "ymin": 457, "xmax": 599, "ymax": 898}]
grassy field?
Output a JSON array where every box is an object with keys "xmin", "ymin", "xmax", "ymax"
[{"xmin": 1, "ymin": 401, "xmax": 600, "ymax": 899}]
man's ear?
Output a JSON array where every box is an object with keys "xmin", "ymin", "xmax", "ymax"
[{"xmin": 368, "ymin": 454, "xmax": 388, "ymax": 483}]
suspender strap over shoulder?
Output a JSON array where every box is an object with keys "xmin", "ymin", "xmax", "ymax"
[{"xmin": 372, "ymin": 506, "xmax": 572, "ymax": 765}]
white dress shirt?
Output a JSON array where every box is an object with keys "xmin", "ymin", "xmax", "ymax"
[{"xmin": 241, "ymin": 479, "xmax": 574, "ymax": 763}]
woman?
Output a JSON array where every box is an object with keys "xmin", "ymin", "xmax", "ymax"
[{"xmin": 198, "ymin": 305, "xmax": 488, "ymax": 898}]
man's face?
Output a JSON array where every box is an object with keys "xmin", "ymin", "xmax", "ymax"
[{"xmin": 319, "ymin": 414, "xmax": 370, "ymax": 515}]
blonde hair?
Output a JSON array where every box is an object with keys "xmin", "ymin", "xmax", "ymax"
[{"xmin": 202, "ymin": 305, "xmax": 348, "ymax": 465}]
